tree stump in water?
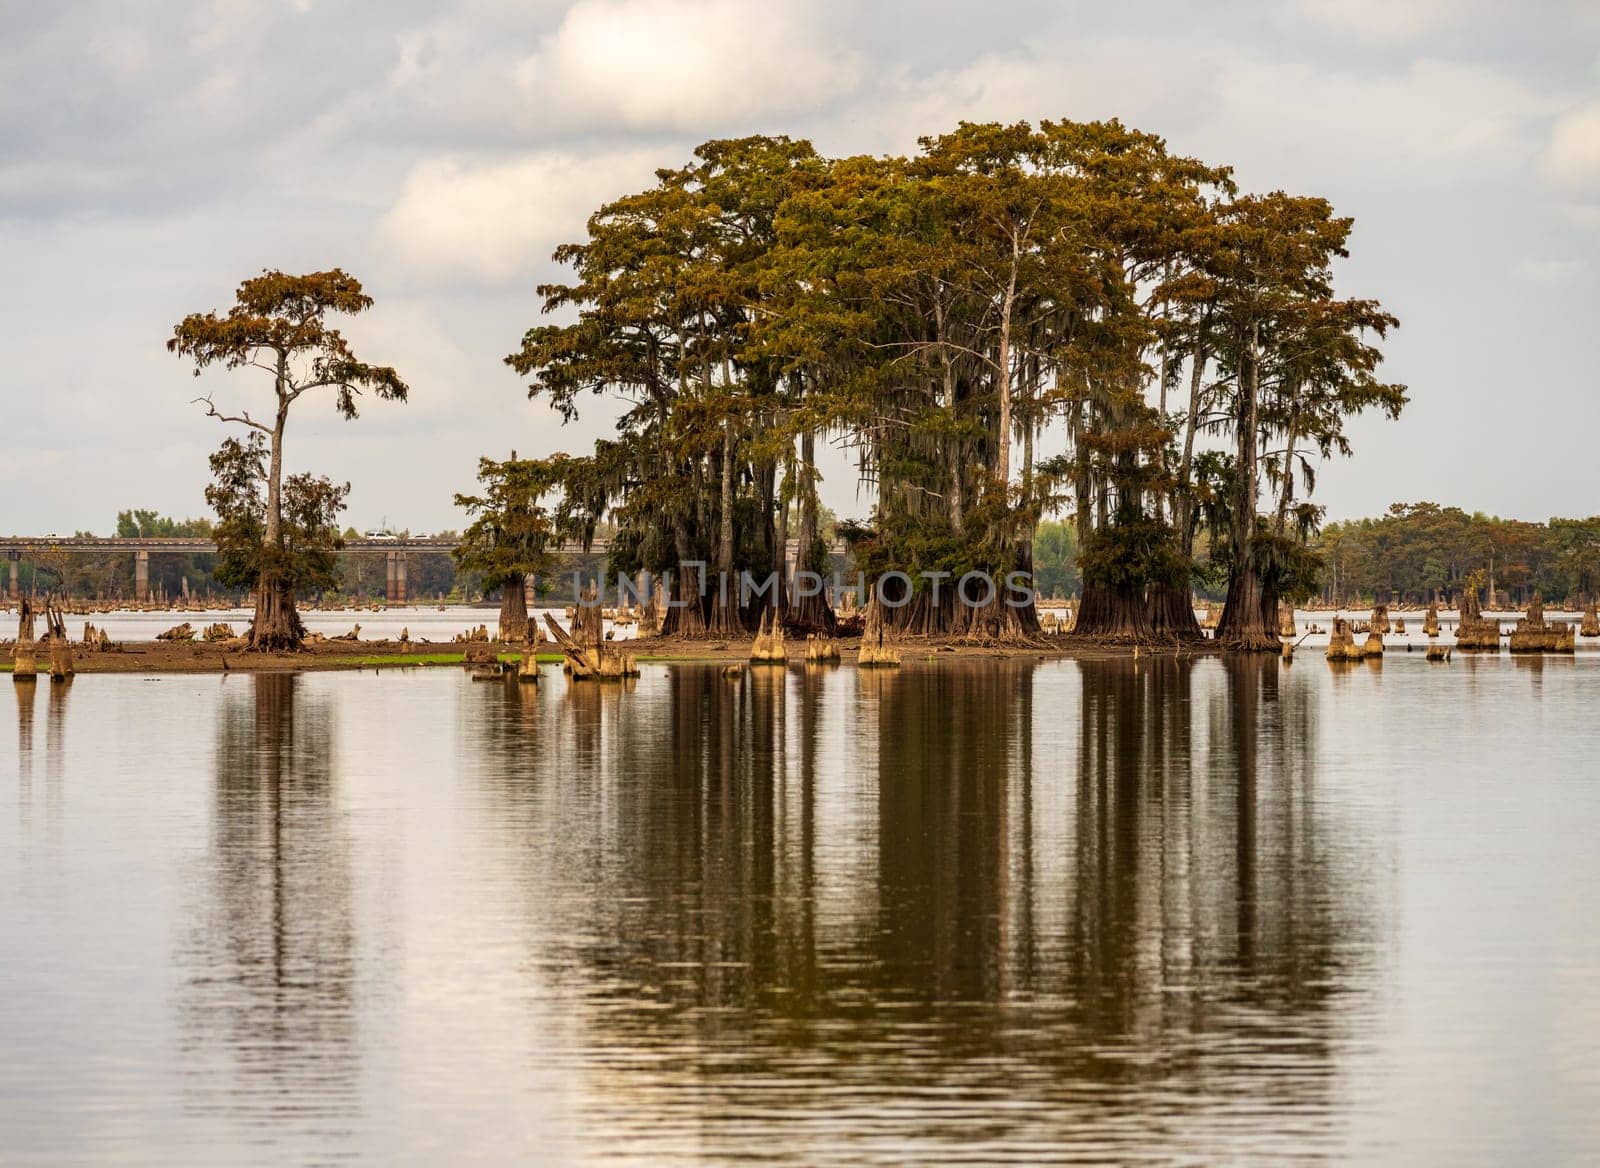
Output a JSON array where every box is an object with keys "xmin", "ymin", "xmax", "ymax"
[
  {"xmin": 1371, "ymin": 604, "xmax": 1390, "ymax": 635},
  {"xmin": 749, "ymin": 609, "xmax": 787, "ymax": 663},
  {"xmin": 1580, "ymin": 600, "xmax": 1599, "ymax": 638},
  {"xmin": 13, "ymin": 599, "xmax": 37, "ymax": 679},
  {"xmin": 517, "ymin": 635, "xmax": 540, "ymax": 683},
  {"xmin": 46, "ymin": 604, "xmax": 73, "ymax": 680},
  {"xmin": 544, "ymin": 606, "xmax": 637, "ymax": 681},
  {"xmin": 804, "ymin": 634, "xmax": 840, "ymax": 663},
  {"xmin": 857, "ymin": 599, "xmax": 901, "ymax": 668},
  {"xmin": 1326, "ymin": 617, "xmax": 1368, "ymax": 662},
  {"xmin": 157, "ymin": 623, "xmax": 196, "ymax": 642},
  {"xmin": 1509, "ymin": 593, "xmax": 1575, "ymax": 653},
  {"xmin": 1455, "ymin": 591, "xmax": 1501, "ymax": 651},
  {"xmin": 1278, "ymin": 603, "xmax": 1296, "ymax": 639},
  {"xmin": 1423, "ymin": 604, "xmax": 1441, "ymax": 637}
]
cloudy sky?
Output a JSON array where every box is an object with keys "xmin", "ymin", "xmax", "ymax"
[{"xmin": 3, "ymin": 0, "xmax": 1597, "ymax": 535}]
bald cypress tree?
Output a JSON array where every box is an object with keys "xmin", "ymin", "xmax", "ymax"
[{"xmin": 170, "ymin": 270, "xmax": 407, "ymax": 649}]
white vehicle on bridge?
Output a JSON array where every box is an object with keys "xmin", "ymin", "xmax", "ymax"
[{"xmin": 364, "ymin": 530, "xmax": 398, "ymax": 541}]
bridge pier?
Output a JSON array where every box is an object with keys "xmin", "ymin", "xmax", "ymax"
[
  {"xmin": 7, "ymin": 552, "xmax": 18, "ymax": 601},
  {"xmin": 386, "ymin": 550, "xmax": 408, "ymax": 606},
  {"xmin": 135, "ymin": 550, "xmax": 150, "ymax": 604}
]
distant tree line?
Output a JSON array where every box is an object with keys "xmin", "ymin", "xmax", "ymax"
[{"xmin": 1314, "ymin": 503, "xmax": 1600, "ymax": 607}]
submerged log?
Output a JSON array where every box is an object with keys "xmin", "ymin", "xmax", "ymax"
[
  {"xmin": 1426, "ymin": 642, "xmax": 1452, "ymax": 662},
  {"xmin": 749, "ymin": 609, "xmax": 787, "ymax": 663},
  {"xmin": 156, "ymin": 622, "xmax": 196, "ymax": 642}
]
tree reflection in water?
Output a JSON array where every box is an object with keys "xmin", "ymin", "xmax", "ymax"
[
  {"xmin": 14, "ymin": 677, "xmax": 36, "ymax": 830},
  {"xmin": 462, "ymin": 658, "xmax": 1384, "ymax": 1164},
  {"xmin": 175, "ymin": 673, "xmax": 359, "ymax": 1130}
]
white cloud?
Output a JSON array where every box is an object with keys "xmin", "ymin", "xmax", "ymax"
[
  {"xmin": 377, "ymin": 148, "xmax": 665, "ymax": 283},
  {"xmin": 1543, "ymin": 100, "xmax": 1600, "ymax": 192},
  {"xmin": 517, "ymin": 0, "xmax": 861, "ymax": 131},
  {"xmin": 1514, "ymin": 258, "xmax": 1585, "ymax": 282},
  {"xmin": 857, "ymin": 42, "xmax": 1556, "ymax": 190},
  {"xmin": 1288, "ymin": 0, "xmax": 1476, "ymax": 45}
]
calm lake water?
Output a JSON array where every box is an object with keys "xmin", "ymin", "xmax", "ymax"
[{"xmin": 3, "ymin": 657, "xmax": 1598, "ymax": 1165}]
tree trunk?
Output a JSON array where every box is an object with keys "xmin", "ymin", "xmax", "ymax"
[
  {"xmin": 786, "ymin": 430, "xmax": 834, "ymax": 632},
  {"xmin": 249, "ymin": 388, "xmax": 304, "ymax": 651},
  {"xmin": 937, "ymin": 299, "xmax": 965, "ymax": 536},
  {"xmin": 1216, "ymin": 324, "xmax": 1276, "ymax": 651},
  {"xmin": 662, "ymin": 520, "xmax": 708, "ymax": 637},
  {"xmin": 249, "ymin": 567, "xmax": 304, "ymax": 651},
  {"xmin": 708, "ymin": 425, "xmax": 740, "ymax": 635},
  {"xmin": 1071, "ymin": 581, "xmax": 1156, "ymax": 643},
  {"xmin": 1275, "ymin": 402, "xmax": 1299, "ymax": 534},
  {"xmin": 498, "ymin": 573, "xmax": 529, "ymax": 642},
  {"xmin": 1146, "ymin": 578, "xmax": 1204, "ymax": 643},
  {"xmin": 1176, "ymin": 343, "xmax": 1206, "ymax": 551},
  {"xmin": 994, "ymin": 231, "xmax": 1019, "ymax": 490},
  {"xmin": 774, "ymin": 462, "xmax": 790, "ymax": 619},
  {"xmin": 1010, "ymin": 538, "xmax": 1040, "ymax": 635}
]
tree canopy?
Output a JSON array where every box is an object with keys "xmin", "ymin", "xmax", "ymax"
[{"xmin": 505, "ymin": 120, "xmax": 1404, "ymax": 647}]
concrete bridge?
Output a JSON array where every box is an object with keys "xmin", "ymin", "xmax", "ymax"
[{"xmin": 0, "ymin": 535, "xmax": 843, "ymax": 605}]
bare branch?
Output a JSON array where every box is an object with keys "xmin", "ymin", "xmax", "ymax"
[{"xmin": 192, "ymin": 394, "xmax": 272, "ymax": 434}]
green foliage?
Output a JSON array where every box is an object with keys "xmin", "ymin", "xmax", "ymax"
[
  {"xmin": 1078, "ymin": 516, "xmax": 1182, "ymax": 592},
  {"xmin": 1032, "ymin": 520, "xmax": 1080, "ymax": 597},
  {"xmin": 115, "ymin": 510, "xmax": 213, "ymax": 538},
  {"xmin": 204, "ymin": 433, "xmax": 348, "ymax": 594},
  {"xmin": 452, "ymin": 454, "xmax": 564, "ymax": 590},
  {"xmin": 169, "ymin": 269, "xmax": 407, "ymax": 420}
]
